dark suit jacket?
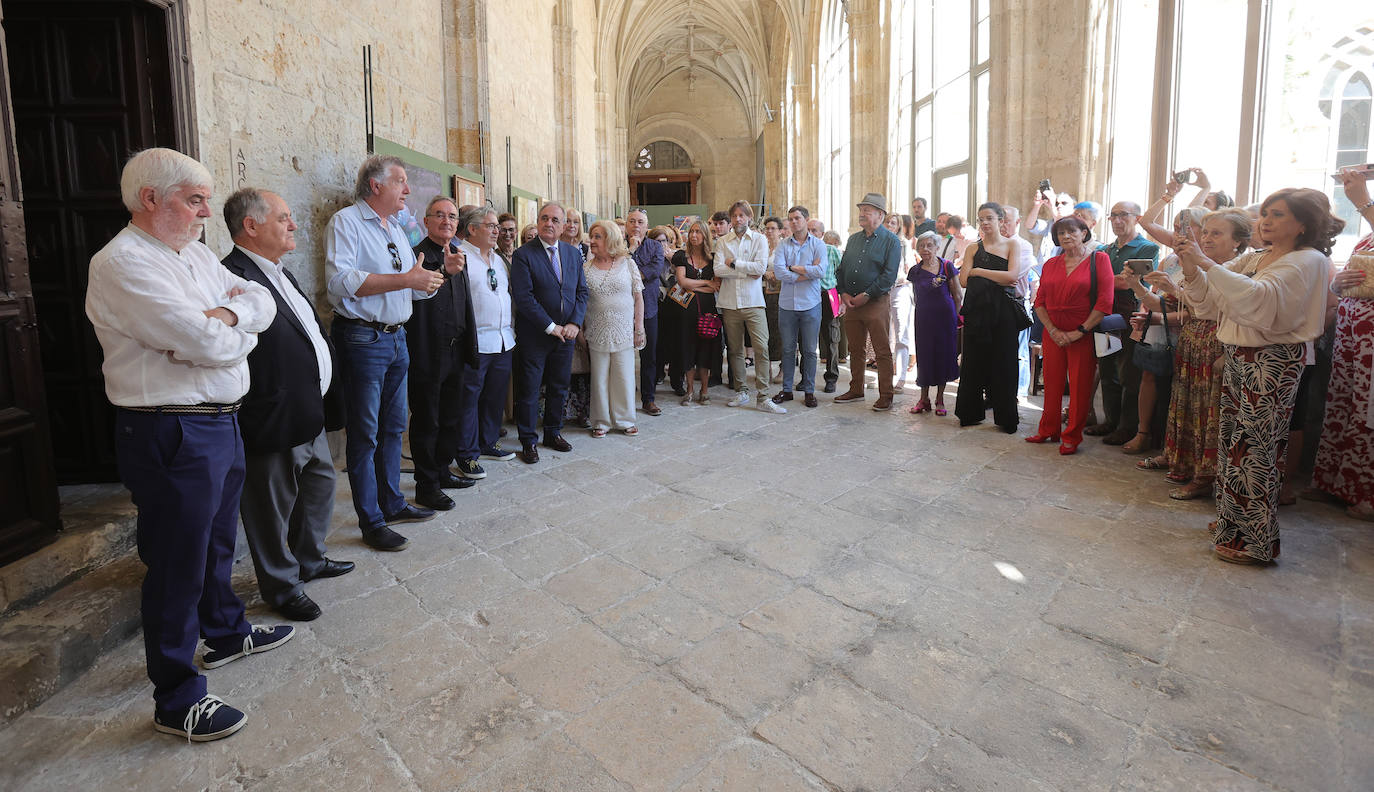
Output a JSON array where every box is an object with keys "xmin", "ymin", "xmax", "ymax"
[
  {"xmin": 509, "ymin": 237, "xmax": 588, "ymax": 340},
  {"xmin": 222, "ymin": 247, "xmax": 343, "ymax": 454},
  {"xmin": 406, "ymin": 237, "xmax": 478, "ymax": 377}
]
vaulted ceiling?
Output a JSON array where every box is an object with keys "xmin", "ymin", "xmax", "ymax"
[{"xmin": 597, "ymin": 0, "xmax": 811, "ymax": 136}]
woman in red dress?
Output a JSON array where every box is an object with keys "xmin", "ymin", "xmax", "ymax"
[{"xmin": 1028, "ymin": 216, "xmax": 1115, "ymax": 454}]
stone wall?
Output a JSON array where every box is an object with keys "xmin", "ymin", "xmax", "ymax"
[
  {"xmin": 630, "ymin": 71, "xmax": 758, "ymax": 214},
  {"xmin": 188, "ymin": 0, "xmax": 449, "ymax": 303}
]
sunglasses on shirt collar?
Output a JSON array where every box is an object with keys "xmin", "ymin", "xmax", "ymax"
[
  {"xmin": 386, "ymin": 242, "xmax": 402, "ymax": 272},
  {"xmin": 487, "ymin": 265, "xmax": 498, "ymax": 291}
]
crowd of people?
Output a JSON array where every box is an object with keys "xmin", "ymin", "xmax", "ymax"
[{"xmin": 82, "ymin": 146, "xmax": 1373, "ymax": 742}]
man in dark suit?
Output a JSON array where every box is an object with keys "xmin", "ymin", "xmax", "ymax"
[
  {"xmin": 222, "ymin": 188, "xmax": 354, "ymax": 622},
  {"xmin": 405, "ymin": 196, "xmax": 479, "ymax": 510},
  {"xmin": 508, "ymin": 202, "xmax": 589, "ymax": 463}
]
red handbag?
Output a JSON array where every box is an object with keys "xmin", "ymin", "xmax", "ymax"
[{"xmin": 697, "ymin": 313, "xmax": 722, "ymax": 339}]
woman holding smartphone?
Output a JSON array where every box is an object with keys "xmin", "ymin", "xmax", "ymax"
[{"xmin": 1178, "ymin": 188, "xmax": 1341, "ymax": 564}]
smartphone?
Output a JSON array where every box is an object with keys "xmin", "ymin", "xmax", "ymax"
[
  {"xmin": 1332, "ymin": 164, "xmax": 1374, "ymax": 181},
  {"xmin": 1125, "ymin": 258, "xmax": 1153, "ymax": 277}
]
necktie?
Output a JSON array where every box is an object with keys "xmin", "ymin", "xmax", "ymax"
[{"xmin": 548, "ymin": 245, "xmax": 562, "ymax": 283}]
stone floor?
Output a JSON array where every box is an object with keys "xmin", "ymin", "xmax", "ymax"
[{"xmin": 2, "ymin": 379, "xmax": 1371, "ymax": 792}]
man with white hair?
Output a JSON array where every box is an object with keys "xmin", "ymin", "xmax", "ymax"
[
  {"xmin": 326, "ymin": 155, "xmax": 453, "ymax": 551},
  {"xmin": 86, "ymin": 148, "xmax": 293, "ymax": 742},
  {"xmin": 1001, "ymin": 205, "xmax": 1039, "ymax": 398}
]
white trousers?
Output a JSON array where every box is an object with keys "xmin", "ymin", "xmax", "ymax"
[
  {"xmin": 891, "ymin": 284, "xmax": 913, "ymax": 381},
  {"xmin": 590, "ymin": 347, "xmax": 636, "ymax": 430}
]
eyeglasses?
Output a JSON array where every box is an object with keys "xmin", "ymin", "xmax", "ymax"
[
  {"xmin": 1056, "ymin": 201, "xmax": 1072, "ymax": 207},
  {"xmin": 498, "ymin": 226, "xmax": 516, "ymax": 235},
  {"xmin": 1108, "ymin": 211, "xmax": 1137, "ymax": 219},
  {"xmin": 427, "ymin": 211, "xmax": 459, "ymax": 221},
  {"xmin": 386, "ymin": 242, "xmax": 402, "ymax": 272},
  {"xmin": 486, "ymin": 266, "xmax": 498, "ymax": 291}
]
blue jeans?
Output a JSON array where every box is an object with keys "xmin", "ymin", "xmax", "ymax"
[
  {"xmin": 332, "ymin": 322, "xmax": 409, "ymax": 529},
  {"xmin": 779, "ymin": 304, "xmax": 821, "ymax": 394}
]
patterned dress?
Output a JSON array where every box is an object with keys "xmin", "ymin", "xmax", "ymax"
[
  {"xmin": 1312, "ymin": 276, "xmax": 1374, "ymax": 509},
  {"xmin": 1162, "ymin": 312, "xmax": 1224, "ymax": 480}
]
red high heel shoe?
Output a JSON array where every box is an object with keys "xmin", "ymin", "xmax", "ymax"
[
  {"xmin": 908, "ymin": 398, "xmax": 931, "ymax": 415},
  {"xmin": 1058, "ymin": 443, "xmax": 1078, "ymax": 455},
  {"xmin": 934, "ymin": 401, "xmax": 947, "ymax": 416},
  {"xmin": 1025, "ymin": 433, "xmax": 1061, "ymax": 444}
]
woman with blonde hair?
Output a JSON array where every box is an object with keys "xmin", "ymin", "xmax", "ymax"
[
  {"xmin": 583, "ymin": 220, "xmax": 646, "ymax": 436},
  {"xmin": 561, "ymin": 207, "xmax": 589, "ymax": 261},
  {"xmin": 671, "ymin": 219, "xmax": 720, "ymax": 404},
  {"xmin": 1178, "ymin": 188, "xmax": 1341, "ymax": 563}
]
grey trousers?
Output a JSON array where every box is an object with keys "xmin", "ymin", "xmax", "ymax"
[{"xmin": 240, "ymin": 428, "xmax": 336, "ymax": 606}]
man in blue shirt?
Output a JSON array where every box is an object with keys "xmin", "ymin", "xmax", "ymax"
[
  {"xmin": 326, "ymin": 155, "xmax": 454, "ymax": 552},
  {"xmin": 771, "ymin": 206, "xmax": 827, "ymax": 408}
]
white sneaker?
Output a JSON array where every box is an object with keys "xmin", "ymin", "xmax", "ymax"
[
  {"xmin": 756, "ymin": 398, "xmax": 787, "ymax": 414},
  {"xmin": 726, "ymin": 391, "xmax": 750, "ymax": 408}
]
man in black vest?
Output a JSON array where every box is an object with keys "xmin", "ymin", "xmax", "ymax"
[
  {"xmin": 406, "ymin": 196, "xmax": 479, "ymax": 509},
  {"xmin": 222, "ymin": 188, "xmax": 354, "ymax": 622}
]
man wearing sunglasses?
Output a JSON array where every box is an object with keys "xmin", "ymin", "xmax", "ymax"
[
  {"xmin": 325, "ymin": 155, "xmax": 454, "ymax": 552},
  {"xmin": 454, "ymin": 206, "xmax": 518, "ymax": 479}
]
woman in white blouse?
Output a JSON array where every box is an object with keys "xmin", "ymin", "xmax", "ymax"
[
  {"xmin": 1178, "ymin": 188, "xmax": 1342, "ymax": 564},
  {"xmin": 583, "ymin": 220, "xmax": 646, "ymax": 437}
]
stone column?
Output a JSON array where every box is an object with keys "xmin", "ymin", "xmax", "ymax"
[
  {"xmin": 446, "ymin": 0, "xmax": 491, "ymax": 180},
  {"xmin": 846, "ymin": 0, "xmax": 890, "ymax": 208}
]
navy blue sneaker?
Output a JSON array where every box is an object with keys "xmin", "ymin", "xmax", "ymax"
[
  {"xmin": 455, "ymin": 459, "xmax": 486, "ymax": 479},
  {"xmin": 201, "ymin": 624, "xmax": 295, "ymax": 669},
  {"xmin": 154, "ymin": 694, "xmax": 246, "ymax": 742},
  {"xmin": 480, "ymin": 446, "xmax": 516, "ymax": 462}
]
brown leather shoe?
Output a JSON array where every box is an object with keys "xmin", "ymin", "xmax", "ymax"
[
  {"xmin": 772, "ymin": 391, "xmax": 793, "ymax": 404},
  {"xmin": 542, "ymin": 435, "xmax": 573, "ymax": 453},
  {"xmin": 803, "ymin": 393, "xmax": 818, "ymax": 408},
  {"xmin": 872, "ymin": 396, "xmax": 893, "ymax": 411},
  {"xmin": 833, "ymin": 390, "xmax": 865, "ymax": 403},
  {"xmin": 518, "ymin": 444, "xmax": 540, "ymax": 464},
  {"xmin": 1083, "ymin": 422, "xmax": 1115, "ymax": 436}
]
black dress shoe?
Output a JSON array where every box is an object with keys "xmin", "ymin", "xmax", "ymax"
[
  {"xmin": 439, "ymin": 473, "xmax": 477, "ymax": 489},
  {"xmin": 499, "ymin": 427, "xmax": 508, "ymax": 437},
  {"xmin": 804, "ymin": 393, "xmax": 818, "ymax": 408},
  {"xmin": 362, "ymin": 525, "xmax": 409, "ymax": 551},
  {"xmin": 275, "ymin": 591, "xmax": 322, "ymax": 621},
  {"xmin": 519, "ymin": 444, "xmax": 540, "ymax": 464},
  {"xmin": 542, "ymin": 435, "xmax": 572, "ymax": 453},
  {"xmin": 823, "ymin": 382, "xmax": 836, "ymax": 393},
  {"xmin": 415, "ymin": 489, "xmax": 455, "ymax": 511},
  {"xmin": 303, "ymin": 558, "xmax": 354, "ymax": 581},
  {"xmin": 384, "ymin": 504, "xmax": 436, "ymax": 524}
]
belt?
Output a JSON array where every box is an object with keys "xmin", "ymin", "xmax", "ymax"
[
  {"xmin": 121, "ymin": 401, "xmax": 242, "ymax": 416},
  {"xmin": 334, "ymin": 314, "xmax": 402, "ymax": 333}
]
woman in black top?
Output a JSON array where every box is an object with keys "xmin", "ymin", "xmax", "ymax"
[
  {"xmin": 672, "ymin": 220, "xmax": 720, "ymax": 404},
  {"xmin": 956, "ymin": 202, "xmax": 1031, "ymax": 432}
]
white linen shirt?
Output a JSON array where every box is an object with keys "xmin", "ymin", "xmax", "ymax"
[
  {"xmin": 1182, "ymin": 248, "xmax": 1334, "ymax": 347},
  {"xmin": 712, "ymin": 227, "xmax": 769, "ymax": 310},
  {"xmin": 324, "ymin": 200, "xmax": 433, "ymax": 324},
  {"xmin": 460, "ymin": 240, "xmax": 517, "ymax": 354},
  {"xmin": 85, "ymin": 224, "xmax": 275, "ymax": 406},
  {"xmin": 237, "ymin": 245, "xmax": 332, "ymax": 395}
]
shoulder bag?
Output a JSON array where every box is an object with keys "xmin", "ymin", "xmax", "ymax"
[{"xmin": 1132, "ymin": 301, "xmax": 1175, "ymax": 377}]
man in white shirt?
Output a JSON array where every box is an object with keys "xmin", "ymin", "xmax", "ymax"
[
  {"xmin": 714, "ymin": 200, "xmax": 785, "ymax": 413},
  {"xmin": 454, "ymin": 206, "xmax": 519, "ymax": 479},
  {"xmin": 222, "ymin": 188, "xmax": 354, "ymax": 624},
  {"xmin": 85, "ymin": 148, "xmax": 293, "ymax": 742},
  {"xmin": 1001, "ymin": 205, "xmax": 1038, "ymax": 399},
  {"xmin": 325, "ymin": 155, "xmax": 452, "ymax": 552}
]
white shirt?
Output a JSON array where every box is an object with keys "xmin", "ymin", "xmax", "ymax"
[
  {"xmin": 713, "ymin": 227, "xmax": 769, "ymax": 310},
  {"xmin": 85, "ymin": 225, "xmax": 275, "ymax": 406},
  {"xmin": 324, "ymin": 200, "xmax": 433, "ymax": 324},
  {"xmin": 460, "ymin": 240, "xmax": 517, "ymax": 354},
  {"xmin": 236, "ymin": 245, "xmax": 332, "ymax": 395},
  {"xmin": 1011, "ymin": 236, "xmax": 1036, "ymax": 299},
  {"xmin": 1182, "ymin": 248, "xmax": 1334, "ymax": 347}
]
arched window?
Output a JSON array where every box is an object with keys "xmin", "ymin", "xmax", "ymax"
[
  {"xmin": 818, "ymin": 0, "xmax": 851, "ymax": 232},
  {"xmin": 633, "ymin": 141, "xmax": 692, "ymax": 170}
]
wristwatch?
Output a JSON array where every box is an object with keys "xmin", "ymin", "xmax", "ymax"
[
  {"xmin": 1360, "ymin": 199, "xmax": 1374, "ymax": 212},
  {"xmin": 1077, "ymin": 324, "xmax": 1089, "ymax": 334}
]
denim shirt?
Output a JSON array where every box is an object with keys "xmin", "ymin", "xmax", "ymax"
[{"xmin": 772, "ymin": 234, "xmax": 827, "ymax": 311}]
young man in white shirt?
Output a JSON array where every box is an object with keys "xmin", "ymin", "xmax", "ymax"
[{"xmin": 714, "ymin": 200, "xmax": 785, "ymax": 413}]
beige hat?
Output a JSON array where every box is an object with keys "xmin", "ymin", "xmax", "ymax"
[{"xmin": 857, "ymin": 193, "xmax": 887, "ymax": 213}]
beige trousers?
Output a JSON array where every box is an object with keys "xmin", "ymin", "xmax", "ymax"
[{"xmin": 590, "ymin": 347, "xmax": 636, "ymax": 430}]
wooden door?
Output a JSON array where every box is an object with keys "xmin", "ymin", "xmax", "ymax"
[
  {"xmin": 4, "ymin": 0, "xmax": 178, "ymax": 483},
  {"xmin": 0, "ymin": 4, "xmax": 58, "ymax": 563}
]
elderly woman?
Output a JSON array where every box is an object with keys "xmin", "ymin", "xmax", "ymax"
[
  {"xmin": 1178, "ymin": 188, "xmax": 1341, "ymax": 564},
  {"xmin": 583, "ymin": 220, "xmax": 646, "ymax": 437},
  {"xmin": 908, "ymin": 230, "xmax": 961, "ymax": 415},
  {"xmin": 519, "ymin": 223, "xmax": 538, "ymax": 247},
  {"xmin": 956, "ymin": 202, "xmax": 1032, "ymax": 432},
  {"xmin": 1135, "ymin": 209, "xmax": 1252, "ymax": 500},
  {"xmin": 1312, "ymin": 170, "xmax": 1374, "ymax": 521},
  {"xmin": 1028, "ymin": 216, "xmax": 1115, "ymax": 453},
  {"xmin": 672, "ymin": 220, "xmax": 720, "ymax": 404}
]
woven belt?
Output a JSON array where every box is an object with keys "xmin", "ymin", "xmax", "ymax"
[
  {"xmin": 121, "ymin": 401, "xmax": 242, "ymax": 416},
  {"xmin": 334, "ymin": 314, "xmax": 402, "ymax": 333}
]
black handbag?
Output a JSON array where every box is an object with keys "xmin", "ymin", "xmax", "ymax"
[{"xmin": 1132, "ymin": 302, "xmax": 1175, "ymax": 377}]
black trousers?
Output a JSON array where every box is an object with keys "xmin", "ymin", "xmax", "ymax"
[
  {"xmin": 516, "ymin": 334, "xmax": 574, "ymax": 446},
  {"xmin": 1099, "ymin": 337, "xmax": 1141, "ymax": 433},
  {"xmin": 639, "ymin": 313, "xmax": 659, "ymax": 406},
  {"xmin": 408, "ymin": 346, "xmax": 465, "ymax": 491},
  {"xmin": 955, "ymin": 322, "xmax": 1020, "ymax": 430},
  {"xmin": 820, "ymin": 293, "xmax": 844, "ymax": 385}
]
